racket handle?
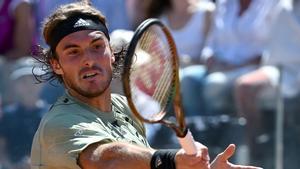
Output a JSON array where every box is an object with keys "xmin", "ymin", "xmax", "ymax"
[{"xmin": 177, "ymin": 129, "xmax": 197, "ymax": 155}]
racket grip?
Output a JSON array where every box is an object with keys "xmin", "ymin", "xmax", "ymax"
[{"xmin": 177, "ymin": 129, "xmax": 197, "ymax": 155}]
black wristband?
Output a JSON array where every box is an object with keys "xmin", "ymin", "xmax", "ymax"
[{"xmin": 150, "ymin": 149, "xmax": 178, "ymax": 169}]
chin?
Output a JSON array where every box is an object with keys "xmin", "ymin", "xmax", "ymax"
[
  {"xmin": 83, "ymin": 84, "xmax": 110, "ymax": 97},
  {"xmin": 68, "ymin": 77, "xmax": 112, "ymax": 98},
  {"xmin": 84, "ymin": 92, "xmax": 103, "ymax": 98},
  {"xmin": 86, "ymin": 84, "xmax": 106, "ymax": 93},
  {"xmin": 80, "ymin": 89, "xmax": 105, "ymax": 98}
]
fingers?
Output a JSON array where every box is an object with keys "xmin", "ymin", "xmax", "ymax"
[
  {"xmin": 195, "ymin": 142, "xmax": 210, "ymax": 161},
  {"xmin": 177, "ymin": 141, "xmax": 210, "ymax": 167},
  {"xmin": 176, "ymin": 149, "xmax": 210, "ymax": 169},
  {"xmin": 210, "ymin": 144, "xmax": 263, "ymax": 169},
  {"xmin": 216, "ymin": 144, "xmax": 236, "ymax": 162}
]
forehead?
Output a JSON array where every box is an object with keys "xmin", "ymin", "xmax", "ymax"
[{"xmin": 59, "ymin": 30, "xmax": 107, "ymax": 43}]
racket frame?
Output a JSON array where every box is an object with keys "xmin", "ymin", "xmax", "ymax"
[{"xmin": 122, "ymin": 18, "xmax": 187, "ymax": 138}]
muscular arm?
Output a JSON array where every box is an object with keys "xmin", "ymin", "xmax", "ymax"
[
  {"xmin": 78, "ymin": 141, "xmax": 211, "ymax": 169},
  {"xmin": 78, "ymin": 142, "xmax": 155, "ymax": 169}
]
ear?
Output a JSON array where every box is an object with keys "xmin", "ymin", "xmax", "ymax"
[
  {"xmin": 109, "ymin": 46, "xmax": 115, "ymax": 63},
  {"xmin": 111, "ymin": 54, "xmax": 115, "ymax": 63},
  {"xmin": 50, "ymin": 58, "xmax": 63, "ymax": 75}
]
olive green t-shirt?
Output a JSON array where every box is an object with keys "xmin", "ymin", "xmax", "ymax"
[{"xmin": 31, "ymin": 92, "xmax": 150, "ymax": 169}]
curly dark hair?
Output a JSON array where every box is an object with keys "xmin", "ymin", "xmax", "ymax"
[{"xmin": 32, "ymin": 0, "xmax": 126, "ymax": 84}]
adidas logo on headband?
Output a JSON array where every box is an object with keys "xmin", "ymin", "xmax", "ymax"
[
  {"xmin": 49, "ymin": 15, "xmax": 110, "ymax": 49},
  {"xmin": 73, "ymin": 18, "xmax": 91, "ymax": 28}
]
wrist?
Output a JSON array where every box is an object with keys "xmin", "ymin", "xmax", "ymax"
[{"xmin": 150, "ymin": 149, "xmax": 178, "ymax": 169}]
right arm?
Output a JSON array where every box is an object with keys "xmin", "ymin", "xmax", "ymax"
[
  {"xmin": 78, "ymin": 141, "xmax": 210, "ymax": 169},
  {"xmin": 78, "ymin": 142, "xmax": 154, "ymax": 169}
]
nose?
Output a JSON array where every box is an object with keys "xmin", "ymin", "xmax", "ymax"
[{"xmin": 82, "ymin": 49, "xmax": 96, "ymax": 67}]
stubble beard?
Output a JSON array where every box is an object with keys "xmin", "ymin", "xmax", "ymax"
[{"xmin": 66, "ymin": 73, "xmax": 113, "ymax": 98}]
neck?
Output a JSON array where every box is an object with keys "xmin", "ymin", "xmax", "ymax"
[{"xmin": 68, "ymin": 88, "xmax": 112, "ymax": 112}]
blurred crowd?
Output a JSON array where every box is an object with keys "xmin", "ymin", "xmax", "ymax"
[{"xmin": 0, "ymin": 0, "xmax": 300, "ymax": 169}]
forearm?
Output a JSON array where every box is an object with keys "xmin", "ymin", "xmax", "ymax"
[
  {"xmin": 78, "ymin": 141, "xmax": 155, "ymax": 169},
  {"xmin": 78, "ymin": 141, "xmax": 210, "ymax": 169}
]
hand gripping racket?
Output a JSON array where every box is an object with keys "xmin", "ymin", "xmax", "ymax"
[{"xmin": 122, "ymin": 18, "xmax": 197, "ymax": 155}]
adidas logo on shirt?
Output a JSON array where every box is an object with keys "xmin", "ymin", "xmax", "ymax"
[{"xmin": 73, "ymin": 18, "xmax": 90, "ymax": 28}]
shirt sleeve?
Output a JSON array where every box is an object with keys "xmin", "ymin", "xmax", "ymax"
[
  {"xmin": 39, "ymin": 113, "xmax": 116, "ymax": 169},
  {"xmin": 112, "ymin": 94, "xmax": 147, "ymax": 137}
]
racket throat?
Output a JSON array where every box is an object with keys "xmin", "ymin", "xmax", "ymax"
[
  {"xmin": 162, "ymin": 120, "xmax": 187, "ymax": 137},
  {"xmin": 175, "ymin": 127, "xmax": 188, "ymax": 138}
]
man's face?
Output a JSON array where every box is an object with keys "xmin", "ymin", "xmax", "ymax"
[{"xmin": 52, "ymin": 30, "xmax": 115, "ymax": 98}]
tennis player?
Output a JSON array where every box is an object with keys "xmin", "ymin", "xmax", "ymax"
[{"xmin": 30, "ymin": 1, "xmax": 262, "ymax": 169}]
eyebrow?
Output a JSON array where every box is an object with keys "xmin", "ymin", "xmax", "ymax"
[
  {"xmin": 62, "ymin": 33, "xmax": 106, "ymax": 51},
  {"xmin": 62, "ymin": 44, "xmax": 79, "ymax": 51},
  {"xmin": 91, "ymin": 37, "xmax": 103, "ymax": 44},
  {"xmin": 90, "ymin": 31, "xmax": 107, "ymax": 42}
]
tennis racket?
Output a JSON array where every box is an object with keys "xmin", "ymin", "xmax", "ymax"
[{"xmin": 122, "ymin": 18, "xmax": 197, "ymax": 155}]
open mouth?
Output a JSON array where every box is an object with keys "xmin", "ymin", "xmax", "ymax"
[{"xmin": 83, "ymin": 72, "xmax": 98, "ymax": 79}]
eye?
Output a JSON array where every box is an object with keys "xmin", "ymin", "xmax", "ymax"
[
  {"xmin": 67, "ymin": 49, "xmax": 80, "ymax": 56},
  {"xmin": 93, "ymin": 43, "xmax": 105, "ymax": 50}
]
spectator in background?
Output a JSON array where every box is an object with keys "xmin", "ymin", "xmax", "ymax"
[
  {"xmin": 0, "ymin": 0, "xmax": 35, "ymax": 106},
  {"xmin": 125, "ymin": 0, "xmax": 148, "ymax": 29},
  {"xmin": 35, "ymin": 0, "xmax": 130, "ymax": 47},
  {"xmin": 129, "ymin": 0, "xmax": 216, "ymax": 151},
  {"xmin": 0, "ymin": 58, "xmax": 6, "ymax": 110},
  {"xmin": 0, "ymin": 127, "xmax": 13, "ymax": 169},
  {"xmin": 200, "ymin": 0, "xmax": 279, "ymax": 116},
  {"xmin": 144, "ymin": 0, "xmax": 214, "ymax": 65},
  {"xmin": 140, "ymin": 0, "xmax": 215, "ymax": 118},
  {"xmin": 234, "ymin": 0, "xmax": 300, "ymax": 167},
  {"xmin": 158, "ymin": 0, "xmax": 279, "ymax": 160},
  {"xmin": 0, "ymin": 0, "xmax": 35, "ymax": 60},
  {"xmin": 0, "ymin": 57, "xmax": 47, "ymax": 169}
]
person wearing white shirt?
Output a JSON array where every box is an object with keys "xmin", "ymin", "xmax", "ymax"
[
  {"xmin": 234, "ymin": 0, "xmax": 300, "ymax": 167},
  {"xmin": 178, "ymin": 0, "xmax": 279, "ymax": 163},
  {"xmin": 181, "ymin": 0, "xmax": 278, "ymax": 116},
  {"xmin": 199, "ymin": 0, "xmax": 279, "ymax": 116}
]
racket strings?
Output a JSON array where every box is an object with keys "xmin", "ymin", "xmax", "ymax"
[
  {"xmin": 130, "ymin": 31, "xmax": 156, "ymax": 94},
  {"xmin": 129, "ymin": 25, "xmax": 175, "ymax": 119},
  {"xmin": 139, "ymin": 28, "xmax": 174, "ymax": 110},
  {"xmin": 153, "ymin": 58, "xmax": 173, "ymax": 109}
]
